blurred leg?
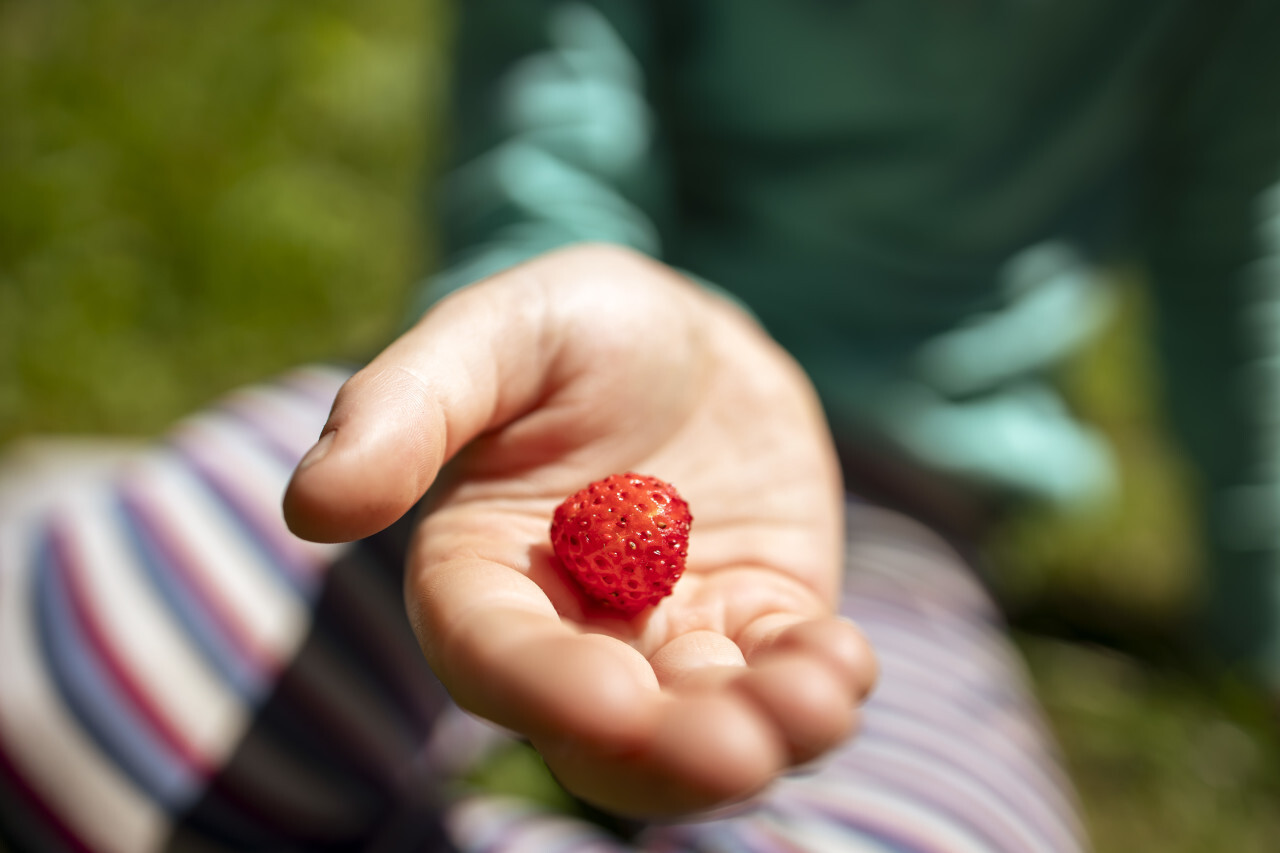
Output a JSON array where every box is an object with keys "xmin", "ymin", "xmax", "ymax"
[
  {"xmin": 0, "ymin": 366, "xmax": 457, "ymax": 852},
  {"xmin": 0, "ymin": 368, "xmax": 1088, "ymax": 852},
  {"xmin": 441, "ymin": 503, "xmax": 1089, "ymax": 853}
]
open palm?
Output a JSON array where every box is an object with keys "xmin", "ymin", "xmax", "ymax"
[{"xmin": 285, "ymin": 245, "xmax": 876, "ymax": 816}]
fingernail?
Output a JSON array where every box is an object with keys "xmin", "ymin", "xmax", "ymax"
[{"xmin": 297, "ymin": 430, "xmax": 336, "ymax": 472}]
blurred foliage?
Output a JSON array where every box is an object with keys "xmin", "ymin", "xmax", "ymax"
[
  {"xmin": 994, "ymin": 282, "xmax": 1280, "ymax": 852},
  {"xmin": 989, "ymin": 276, "xmax": 1203, "ymax": 651},
  {"xmin": 1, "ymin": 2, "xmax": 1277, "ymax": 852},
  {"xmin": 1023, "ymin": 637, "xmax": 1280, "ymax": 853},
  {"xmin": 0, "ymin": 0, "xmax": 448, "ymax": 443}
]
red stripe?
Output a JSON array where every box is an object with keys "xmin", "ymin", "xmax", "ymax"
[
  {"xmin": 171, "ymin": 428, "xmax": 320, "ymax": 583},
  {"xmin": 53, "ymin": 517, "xmax": 214, "ymax": 778},
  {"xmin": 121, "ymin": 479, "xmax": 280, "ymax": 680},
  {"xmin": 0, "ymin": 728, "xmax": 100, "ymax": 853}
]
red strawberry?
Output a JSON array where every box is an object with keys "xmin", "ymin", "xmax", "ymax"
[{"xmin": 549, "ymin": 472, "xmax": 692, "ymax": 616}]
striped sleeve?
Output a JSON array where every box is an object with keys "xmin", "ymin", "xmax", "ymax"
[{"xmin": 0, "ymin": 367, "xmax": 371, "ymax": 852}]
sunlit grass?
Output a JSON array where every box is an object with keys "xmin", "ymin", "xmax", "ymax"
[
  {"xmin": 995, "ymin": 280, "xmax": 1280, "ymax": 851},
  {"xmin": 1023, "ymin": 636, "xmax": 1280, "ymax": 852},
  {"xmin": 0, "ymin": 0, "xmax": 446, "ymax": 442}
]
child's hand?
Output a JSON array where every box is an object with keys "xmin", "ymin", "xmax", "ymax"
[{"xmin": 284, "ymin": 244, "xmax": 877, "ymax": 817}]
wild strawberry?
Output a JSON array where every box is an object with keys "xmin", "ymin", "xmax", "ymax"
[{"xmin": 549, "ymin": 472, "xmax": 692, "ymax": 616}]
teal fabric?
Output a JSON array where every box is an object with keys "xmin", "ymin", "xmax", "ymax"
[{"xmin": 419, "ymin": 0, "xmax": 1280, "ymax": 685}]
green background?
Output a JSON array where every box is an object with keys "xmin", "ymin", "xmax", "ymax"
[{"xmin": 1, "ymin": 2, "xmax": 1277, "ymax": 850}]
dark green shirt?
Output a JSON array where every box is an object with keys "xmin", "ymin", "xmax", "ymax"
[{"xmin": 421, "ymin": 0, "xmax": 1280, "ymax": 682}]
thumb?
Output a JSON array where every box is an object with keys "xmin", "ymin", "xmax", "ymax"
[{"xmin": 283, "ymin": 270, "xmax": 555, "ymax": 543}]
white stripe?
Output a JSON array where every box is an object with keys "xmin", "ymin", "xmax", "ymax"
[
  {"xmin": 755, "ymin": 811, "xmax": 897, "ymax": 853},
  {"xmin": 222, "ymin": 382, "xmax": 336, "ymax": 459},
  {"xmin": 494, "ymin": 814, "xmax": 624, "ymax": 852},
  {"xmin": 850, "ymin": 709, "xmax": 1080, "ymax": 853},
  {"xmin": 446, "ymin": 796, "xmax": 535, "ymax": 851},
  {"xmin": 849, "ymin": 595, "xmax": 1020, "ymax": 683},
  {"xmin": 860, "ymin": 634, "xmax": 1072, "ymax": 818},
  {"xmin": 0, "ymin": 501, "xmax": 167, "ymax": 853},
  {"xmin": 130, "ymin": 454, "xmax": 313, "ymax": 666},
  {"xmin": 863, "ymin": 623, "xmax": 1016, "ymax": 699},
  {"xmin": 65, "ymin": 485, "xmax": 250, "ymax": 764},
  {"xmin": 173, "ymin": 413, "xmax": 344, "ymax": 570},
  {"xmin": 787, "ymin": 780, "xmax": 1017, "ymax": 853},
  {"xmin": 840, "ymin": 739, "xmax": 1059, "ymax": 853},
  {"xmin": 869, "ymin": 638, "xmax": 1041, "ymax": 733},
  {"xmin": 282, "ymin": 365, "xmax": 350, "ymax": 406},
  {"xmin": 447, "ymin": 796, "xmax": 632, "ymax": 853}
]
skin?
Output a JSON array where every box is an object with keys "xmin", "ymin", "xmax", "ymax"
[{"xmin": 283, "ymin": 243, "xmax": 878, "ymax": 817}]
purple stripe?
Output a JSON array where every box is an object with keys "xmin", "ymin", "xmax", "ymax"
[
  {"xmin": 270, "ymin": 636, "xmax": 406, "ymax": 786},
  {"xmin": 844, "ymin": 590, "xmax": 1009, "ymax": 666},
  {"xmin": 116, "ymin": 485, "xmax": 270, "ymax": 699},
  {"xmin": 175, "ymin": 405, "xmax": 444, "ymax": 732},
  {"xmin": 161, "ymin": 441, "xmax": 317, "ymax": 596},
  {"xmin": 641, "ymin": 831, "xmax": 720, "ymax": 853},
  {"xmin": 172, "ymin": 744, "xmax": 379, "ymax": 849},
  {"xmin": 855, "ymin": 629, "xmax": 1020, "ymax": 707},
  {"xmin": 468, "ymin": 803, "xmax": 631, "ymax": 853},
  {"xmin": 844, "ymin": 598, "xmax": 1069, "ymax": 791},
  {"xmin": 646, "ymin": 816, "xmax": 797, "ymax": 853},
  {"xmin": 772, "ymin": 797, "xmax": 973, "ymax": 853},
  {"xmin": 689, "ymin": 821, "xmax": 793, "ymax": 853},
  {"xmin": 279, "ymin": 365, "xmax": 349, "ymax": 408},
  {"xmin": 844, "ymin": 576, "xmax": 999, "ymax": 627},
  {"xmin": 846, "ymin": 614, "xmax": 1075, "ymax": 838},
  {"xmin": 317, "ymin": 548, "xmax": 448, "ymax": 736},
  {"xmin": 850, "ymin": 716, "xmax": 1075, "ymax": 849},
  {"xmin": 861, "ymin": 687, "xmax": 1066, "ymax": 797},
  {"xmin": 0, "ymin": 735, "xmax": 94, "ymax": 853},
  {"xmin": 850, "ymin": 639, "xmax": 1060, "ymax": 778},
  {"xmin": 857, "ymin": 648, "xmax": 1055, "ymax": 773},
  {"xmin": 840, "ymin": 746, "xmax": 1055, "ymax": 852},
  {"xmin": 34, "ymin": 523, "xmax": 201, "ymax": 809},
  {"xmin": 216, "ymin": 383, "xmax": 327, "ymax": 468},
  {"xmin": 137, "ymin": 453, "xmax": 432, "ymax": 790},
  {"xmin": 449, "ymin": 799, "xmax": 530, "ymax": 852},
  {"xmin": 216, "ymin": 399, "xmax": 313, "ymax": 469}
]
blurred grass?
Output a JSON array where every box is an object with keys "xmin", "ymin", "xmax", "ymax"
[
  {"xmin": 0, "ymin": 0, "xmax": 445, "ymax": 442},
  {"xmin": 992, "ymin": 280, "xmax": 1280, "ymax": 851},
  {"xmin": 1022, "ymin": 636, "xmax": 1280, "ymax": 852},
  {"xmin": 1, "ymin": 2, "xmax": 1277, "ymax": 851}
]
